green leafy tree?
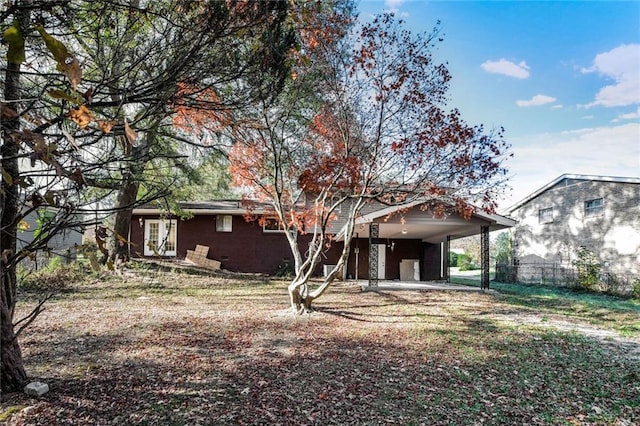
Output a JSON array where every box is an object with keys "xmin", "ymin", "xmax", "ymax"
[
  {"xmin": 449, "ymin": 251, "xmax": 458, "ymax": 267},
  {"xmin": 494, "ymin": 232, "xmax": 512, "ymax": 264},
  {"xmin": 0, "ymin": 0, "xmax": 297, "ymax": 391},
  {"xmin": 60, "ymin": 0, "xmax": 298, "ymax": 262},
  {"xmin": 457, "ymin": 254, "xmax": 477, "ymax": 271},
  {"xmin": 170, "ymin": 153, "xmax": 234, "ymax": 202}
]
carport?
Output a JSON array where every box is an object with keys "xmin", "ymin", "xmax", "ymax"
[{"xmin": 336, "ymin": 201, "xmax": 516, "ymax": 289}]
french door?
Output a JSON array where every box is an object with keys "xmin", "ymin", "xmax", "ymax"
[{"xmin": 144, "ymin": 219, "xmax": 177, "ymax": 256}]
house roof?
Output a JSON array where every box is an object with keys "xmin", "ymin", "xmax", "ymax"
[
  {"xmin": 135, "ymin": 197, "xmax": 516, "ymax": 244},
  {"xmin": 507, "ymin": 174, "xmax": 640, "ymax": 213},
  {"xmin": 133, "ymin": 200, "xmax": 271, "ymax": 215}
]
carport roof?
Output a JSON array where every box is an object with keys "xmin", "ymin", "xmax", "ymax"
[{"xmin": 343, "ymin": 201, "xmax": 516, "ymax": 244}]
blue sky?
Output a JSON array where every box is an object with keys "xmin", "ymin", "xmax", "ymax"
[{"xmin": 357, "ymin": 0, "xmax": 640, "ymax": 210}]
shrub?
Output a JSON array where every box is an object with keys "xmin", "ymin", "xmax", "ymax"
[
  {"xmin": 274, "ymin": 262, "xmax": 294, "ymax": 278},
  {"xmin": 494, "ymin": 232, "xmax": 512, "ymax": 264},
  {"xmin": 448, "ymin": 252, "xmax": 458, "ymax": 267},
  {"xmin": 571, "ymin": 246, "xmax": 601, "ymax": 291},
  {"xmin": 457, "ymin": 254, "xmax": 477, "ymax": 271},
  {"xmin": 632, "ymin": 279, "xmax": 640, "ymax": 300},
  {"xmin": 19, "ymin": 259, "xmax": 86, "ymax": 294},
  {"xmin": 599, "ymin": 272, "xmax": 627, "ymax": 296}
]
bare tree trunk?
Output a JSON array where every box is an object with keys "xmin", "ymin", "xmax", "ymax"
[
  {"xmin": 288, "ymin": 282, "xmax": 302, "ymax": 312},
  {"xmin": 1, "ymin": 1, "xmax": 32, "ymax": 392},
  {"xmin": 285, "ymin": 198, "xmax": 364, "ymax": 315},
  {"xmin": 287, "ymin": 280, "xmax": 304, "ymax": 312},
  {"xmin": 0, "ymin": 301, "xmax": 27, "ymax": 392}
]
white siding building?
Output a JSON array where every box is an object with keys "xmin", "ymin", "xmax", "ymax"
[{"xmin": 507, "ymin": 174, "xmax": 640, "ymax": 276}]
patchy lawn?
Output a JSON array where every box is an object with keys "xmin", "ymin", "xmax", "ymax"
[
  {"xmin": 2, "ymin": 264, "xmax": 639, "ymax": 425},
  {"xmin": 451, "ymin": 276, "xmax": 640, "ymax": 339}
]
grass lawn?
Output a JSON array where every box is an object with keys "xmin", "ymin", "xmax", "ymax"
[
  {"xmin": 451, "ymin": 274, "xmax": 640, "ymax": 339},
  {"xmin": 2, "ymin": 263, "xmax": 639, "ymax": 425}
]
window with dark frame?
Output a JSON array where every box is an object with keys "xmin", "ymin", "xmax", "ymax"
[
  {"xmin": 538, "ymin": 207, "xmax": 553, "ymax": 224},
  {"xmin": 262, "ymin": 217, "xmax": 288, "ymax": 233},
  {"xmin": 584, "ymin": 198, "xmax": 604, "ymax": 218}
]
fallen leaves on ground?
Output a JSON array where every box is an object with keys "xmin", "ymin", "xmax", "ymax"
[{"xmin": 2, "ymin": 266, "xmax": 639, "ymax": 425}]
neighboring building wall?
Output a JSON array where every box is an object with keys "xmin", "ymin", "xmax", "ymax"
[
  {"xmin": 17, "ymin": 209, "xmax": 83, "ymax": 266},
  {"xmin": 510, "ymin": 179, "xmax": 640, "ymax": 275}
]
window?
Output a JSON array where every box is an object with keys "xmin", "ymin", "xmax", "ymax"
[
  {"xmin": 330, "ymin": 195, "xmax": 343, "ymax": 214},
  {"xmin": 144, "ymin": 219, "xmax": 177, "ymax": 256},
  {"xmin": 538, "ymin": 207, "xmax": 553, "ymax": 224},
  {"xmin": 263, "ymin": 217, "xmax": 286, "ymax": 233},
  {"xmin": 584, "ymin": 198, "xmax": 604, "ymax": 218},
  {"xmin": 216, "ymin": 215, "xmax": 232, "ymax": 232}
]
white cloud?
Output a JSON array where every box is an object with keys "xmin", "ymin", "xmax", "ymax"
[
  {"xmin": 551, "ymin": 105, "xmax": 563, "ymax": 109},
  {"xmin": 516, "ymin": 94, "xmax": 557, "ymax": 107},
  {"xmin": 581, "ymin": 44, "xmax": 640, "ymax": 108},
  {"xmin": 385, "ymin": 0, "xmax": 405, "ymax": 8},
  {"xmin": 383, "ymin": 0, "xmax": 408, "ymax": 16},
  {"xmin": 481, "ymin": 59, "xmax": 530, "ymax": 79},
  {"xmin": 501, "ymin": 123, "xmax": 640, "ymax": 210},
  {"xmin": 618, "ymin": 107, "xmax": 640, "ymax": 120}
]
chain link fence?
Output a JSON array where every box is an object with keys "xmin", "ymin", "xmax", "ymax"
[{"xmin": 495, "ymin": 261, "xmax": 640, "ymax": 297}]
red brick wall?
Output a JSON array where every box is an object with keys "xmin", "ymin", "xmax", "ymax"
[
  {"xmin": 422, "ymin": 242, "xmax": 442, "ymax": 280},
  {"xmin": 131, "ymin": 214, "xmax": 443, "ymax": 279},
  {"xmin": 131, "ymin": 214, "xmax": 309, "ymax": 275}
]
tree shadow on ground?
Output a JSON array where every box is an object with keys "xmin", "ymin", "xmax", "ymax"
[
  {"xmin": 6, "ymin": 277, "xmax": 639, "ymax": 425},
  {"xmin": 8, "ymin": 315, "xmax": 639, "ymax": 426}
]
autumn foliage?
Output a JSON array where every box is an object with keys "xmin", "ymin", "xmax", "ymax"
[
  {"xmin": 171, "ymin": 83, "xmax": 232, "ymax": 140},
  {"xmin": 228, "ymin": 11, "xmax": 510, "ymax": 313},
  {"xmin": 298, "ymin": 110, "xmax": 364, "ymax": 194}
]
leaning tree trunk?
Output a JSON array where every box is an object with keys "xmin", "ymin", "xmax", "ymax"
[
  {"xmin": 109, "ymin": 176, "xmax": 140, "ymax": 263},
  {"xmin": 0, "ymin": 5, "xmax": 31, "ymax": 392},
  {"xmin": 108, "ymin": 132, "xmax": 153, "ymax": 263}
]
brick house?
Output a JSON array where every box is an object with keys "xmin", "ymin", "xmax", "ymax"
[
  {"xmin": 507, "ymin": 174, "xmax": 640, "ymax": 276},
  {"xmin": 130, "ymin": 199, "xmax": 514, "ymax": 284}
]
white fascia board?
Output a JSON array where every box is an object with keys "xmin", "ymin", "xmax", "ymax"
[
  {"xmin": 356, "ymin": 201, "xmax": 515, "ymax": 227},
  {"xmin": 473, "ymin": 210, "xmax": 517, "ymax": 227},
  {"xmin": 133, "ymin": 208, "xmax": 262, "ymax": 215},
  {"xmin": 354, "ymin": 199, "xmax": 426, "ymax": 224}
]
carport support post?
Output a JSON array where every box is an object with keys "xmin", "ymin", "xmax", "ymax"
[
  {"xmin": 444, "ymin": 236, "xmax": 450, "ymax": 282},
  {"xmin": 368, "ymin": 223, "xmax": 379, "ymax": 287},
  {"xmin": 481, "ymin": 225, "xmax": 490, "ymax": 290}
]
